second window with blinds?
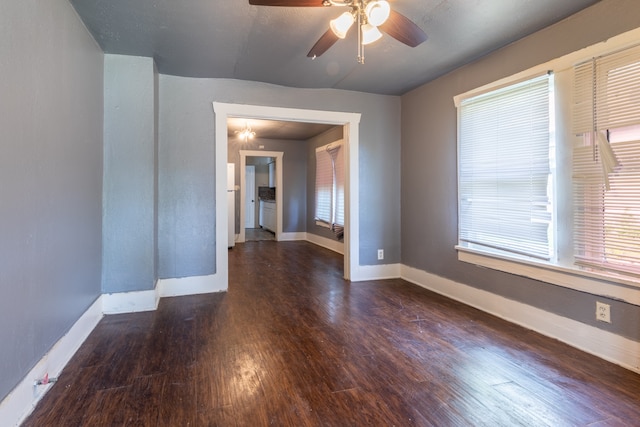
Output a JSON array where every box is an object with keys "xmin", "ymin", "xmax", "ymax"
[{"xmin": 315, "ymin": 140, "xmax": 345, "ymax": 236}]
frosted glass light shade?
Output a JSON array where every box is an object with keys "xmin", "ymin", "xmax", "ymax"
[
  {"xmin": 365, "ymin": 1, "xmax": 390, "ymax": 26},
  {"xmin": 330, "ymin": 12, "xmax": 355, "ymax": 39},
  {"xmin": 361, "ymin": 24, "xmax": 382, "ymax": 45}
]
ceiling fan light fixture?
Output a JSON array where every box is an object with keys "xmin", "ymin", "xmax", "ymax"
[
  {"xmin": 330, "ymin": 11, "xmax": 355, "ymax": 39},
  {"xmin": 361, "ymin": 23, "xmax": 382, "ymax": 45},
  {"xmin": 364, "ymin": 0, "xmax": 390, "ymax": 27}
]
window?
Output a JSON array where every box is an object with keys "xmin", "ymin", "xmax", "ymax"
[
  {"xmin": 457, "ymin": 74, "xmax": 554, "ymax": 260},
  {"xmin": 573, "ymin": 45, "xmax": 640, "ymax": 279},
  {"xmin": 455, "ymin": 36, "xmax": 640, "ymax": 299},
  {"xmin": 315, "ymin": 140, "xmax": 344, "ymax": 233}
]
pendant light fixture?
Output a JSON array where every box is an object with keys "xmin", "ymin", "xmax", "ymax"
[{"xmin": 236, "ymin": 123, "xmax": 256, "ymax": 142}]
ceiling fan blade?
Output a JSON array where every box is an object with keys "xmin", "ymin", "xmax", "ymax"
[
  {"xmin": 307, "ymin": 29, "xmax": 340, "ymax": 58},
  {"xmin": 249, "ymin": 0, "xmax": 323, "ymax": 6},
  {"xmin": 379, "ymin": 9, "xmax": 427, "ymax": 48}
]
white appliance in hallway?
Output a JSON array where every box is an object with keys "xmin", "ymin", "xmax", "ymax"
[{"xmin": 227, "ymin": 163, "xmax": 235, "ymax": 248}]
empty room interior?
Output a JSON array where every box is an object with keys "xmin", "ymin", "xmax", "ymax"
[{"xmin": 3, "ymin": 0, "xmax": 640, "ymax": 425}]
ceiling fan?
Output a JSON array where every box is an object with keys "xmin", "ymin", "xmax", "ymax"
[{"xmin": 248, "ymin": 0, "xmax": 428, "ymax": 63}]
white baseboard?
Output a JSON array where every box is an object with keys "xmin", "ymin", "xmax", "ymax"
[
  {"xmin": 1, "ymin": 272, "xmax": 229, "ymax": 426},
  {"xmin": 401, "ymin": 264, "xmax": 640, "ymax": 374},
  {"xmin": 305, "ymin": 232, "xmax": 344, "ymax": 255},
  {"xmin": 102, "ymin": 274, "xmax": 228, "ymax": 312},
  {"xmin": 351, "ymin": 263, "xmax": 401, "ymax": 282},
  {"xmin": 303, "ymin": 233, "xmax": 401, "ymax": 282},
  {"xmin": 100, "ymin": 274, "xmax": 229, "ymax": 312},
  {"xmin": 279, "ymin": 232, "xmax": 306, "ymax": 241},
  {"xmin": 0, "ymin": 297, "xmax": 104, "ymax": 427},
  {"xmin": 158, "ymin": 273, "xmax": 227, "ymax": 297},
  {"xmin": 102, "ymin": 288, "xmax": 159, "ymax": 314}
]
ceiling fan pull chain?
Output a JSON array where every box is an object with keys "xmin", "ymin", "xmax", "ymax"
[{"xmin": 357, "ymin": 8, "xmax": 365, "ymax": 63}]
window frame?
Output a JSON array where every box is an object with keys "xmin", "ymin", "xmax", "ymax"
[
  {"xmin": 453, "ymin": 28, "xmax": 640, "ymax": 307},
  {"xmin": 314, "ymin": 140, "xmax": 344, "ymax": 229},
  {"xmin": 457, "ymin": 72, "xmax": 555, "ymax": 261}
]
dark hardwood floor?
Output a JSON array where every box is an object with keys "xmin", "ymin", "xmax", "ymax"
[{"xmin": 24, "ymin": 241, "xmax": 640, "ymax": 426}]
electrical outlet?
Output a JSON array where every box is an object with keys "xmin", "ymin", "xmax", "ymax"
[
  {"xmin": 596, "ymin": 301, "xmax": 611, "ymax": 323},
  {"xmin": 377, "ymin": 249, "xmax": 384, "ymax": 260}
]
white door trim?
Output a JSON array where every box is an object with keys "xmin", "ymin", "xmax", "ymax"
[{"xmin": 213, "ymin": 102, "xmax": 361, "ymax": 281}]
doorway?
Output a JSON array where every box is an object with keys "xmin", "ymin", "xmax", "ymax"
[
  {"xmin": 238, "ymin": 150, "xmax": 283, "ymax": 243},
  {"xmin": 213, "ymin": 102, "xmax": 361, "ymax": 282},
  {"xmin": 244, "ymin": 157, "xmax": 275, "ymax": 242}
]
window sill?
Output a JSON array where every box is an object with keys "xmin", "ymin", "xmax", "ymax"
[{"xmin": 456, "ymin": 246, "xmax": 640, "ymax": 307}]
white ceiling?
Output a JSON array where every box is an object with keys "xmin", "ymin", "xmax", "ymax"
[{"xmin": 70, "ymin": 0, "xmax": 602, "ymax": 96}]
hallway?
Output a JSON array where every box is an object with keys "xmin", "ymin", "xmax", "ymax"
[{"xmin": 244, "ymin": 228, "xmax": 275, "ymax": 242}]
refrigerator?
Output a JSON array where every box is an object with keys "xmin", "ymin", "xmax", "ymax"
[{"xmin": 227, "ymin": 163, "xmax": 235, "ymax": 248}]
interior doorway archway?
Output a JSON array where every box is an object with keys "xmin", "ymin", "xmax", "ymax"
[
  {"xmin": 213, "ymin": 103, "xmax": 361, "ymax": 282},
  {"xmin": 238, "ymin": 150, "xmax": 284, "ymax": 243}
]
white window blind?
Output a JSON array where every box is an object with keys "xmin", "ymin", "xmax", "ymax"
[
  {"xmin": 315, "ymin": 141, "xmax": 344, "ymax": 228},
  {"xmin": 333, "ymin": 143, "xmax": 345, "ymax": 227},
  {"xmin": 573, "ymin": 44, "xmax": 640, "ymax": 278},
  {"xmin": 458, "ymin": 74, "xmax": 553, "ymax": 260},
  {"xmin": 315, "ymin": 147, "xmax": 333, "ymax": 225}
]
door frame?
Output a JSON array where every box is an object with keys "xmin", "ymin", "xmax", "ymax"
[
  {"xmin": 244, "ymin": 164, "xmax": 256, "ymax": 229},
  {"xmin": 213, "ymin": 102, "xmax": 361, "ymax": 282},
  {"xmin": 238, "ymin": 151, "xmax": 284, "ymax": 243}
]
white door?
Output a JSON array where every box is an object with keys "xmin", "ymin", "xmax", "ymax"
[
  {"xmin": 245, "ymin": 165, "xmax": 256, "ymax": 228},
  {"xmin": 228, "ymin": 163, "xmax": 235, "ymax": 248}
]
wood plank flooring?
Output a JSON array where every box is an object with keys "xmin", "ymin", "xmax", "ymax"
[
  {"xmin": 245, "ymin": 228, "xmax": 275, "ymax": 241},
  {"xmin": 23, "ymin": 241, "xmax": 640, "ymax": 426}
]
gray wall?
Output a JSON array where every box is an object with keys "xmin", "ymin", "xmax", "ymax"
[
  {"xmin": 154, "ymin": 63, "xmax": 160, "ymax": 284},
  {"xmin": 103, "ymin": 55, "xmax": 158, "ymax": 293},
  {"xmin": 401, "ymin": 0, "xmax": 640, "ymax": 340},
  {"xmin": 307, "ymin": 126, "xmax": 345, "ymax": 242},
  {"xmin": 0, "ymin": 0, "xmax": 104, "ymax": 402},
  {"xmin": 159, "ymin": 76, "xmax": 401, "ymax": 279},
  {"xmin": 229, "ymin": 138, "xmax": 308, "ymax": 234}
]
